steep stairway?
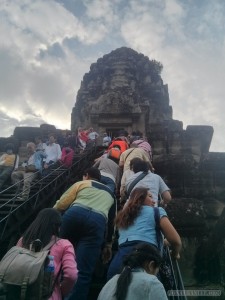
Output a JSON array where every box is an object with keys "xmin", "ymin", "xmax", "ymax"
[{"xmin": 0, "ymin": 146, "xmax": 105, "ymax": 258}]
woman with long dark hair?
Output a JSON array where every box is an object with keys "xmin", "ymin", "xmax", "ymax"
[
  {"xmin": 17, "ymin": 208, "xmax": 78, "ymax": 300},
  {"xmin": 107, "ymin": 187, "xmax": 181, "ymax": 280},
  {"xmin": 98, "ymin": 242, "xmax": 167, "ymax": 300}
]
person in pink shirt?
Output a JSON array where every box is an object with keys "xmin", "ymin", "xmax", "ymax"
[
  {"xmin": 17, "ymin": 208, "xmax": 78, "ymax": 300},
  {"xmin": 60, "ymin": 143, "xmax": 74, "ymax": 168}
]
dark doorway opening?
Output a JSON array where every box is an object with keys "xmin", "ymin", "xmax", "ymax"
[{"xmin": 106, "ymin": 128, "xmax": 124, "ymax": 139}]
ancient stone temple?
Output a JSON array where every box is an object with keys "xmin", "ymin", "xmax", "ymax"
[
  {"xmin": 72, "ymin": 47, "xmax": 225, "ymax": 292},
  {"xmin": 71, "ymin": 47, "xmax": 213, "ymax": 163},
  {"xmin": 71, "ymin": 47, "xmax": 172, "ymax": 137}
]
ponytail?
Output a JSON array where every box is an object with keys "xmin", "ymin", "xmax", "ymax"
[
  {"xmin": 115, "ymin": 266, "xmax": 132, "ymax": 300},
  {"xmin": 114, "ymin": 242, "xmax": 162, "ymax": 300}
]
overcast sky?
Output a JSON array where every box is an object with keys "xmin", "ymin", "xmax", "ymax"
[{"xmin": 0, "ymin": 0, "xmax": 224, "ymax": 152}]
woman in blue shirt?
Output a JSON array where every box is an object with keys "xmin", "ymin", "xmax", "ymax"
[{"xmin": 107, "ymin": 187, "xmax": 181, "ymax": 280}]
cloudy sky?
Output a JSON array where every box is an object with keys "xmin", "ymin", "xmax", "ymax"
[{"xmin": 0, "ymin": 0, "xmax": 224, "ymax": 152}]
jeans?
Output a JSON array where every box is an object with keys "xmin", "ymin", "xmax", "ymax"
[
  {"xmin": 107, "ymin": 240, "xmax": 144, "ymax": 281},
  {"xmin": 42, "ymin": 160, "xmax": 56, "ymax": 177},
  {"xmin": 100, "ymin": 175, "xmax": 115, "ymax": 193},
  {"xmin": 60, "ymin": 205, "xmax": 107, "ymax": 300}
]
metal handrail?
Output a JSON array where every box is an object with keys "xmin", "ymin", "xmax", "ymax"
[
  {"xmin": 0, "ymin": 146, "xmax": 81, "ymax": 196},
  {"xmin": 0, "ymin": 145, "xmax": 105, "ymax": 241},
  {"xmin": 0, "ymin": 169, "xmax": 40, "ymax": 195},
  {"xmin": 0, "ymin": 147, "xmax": 77, "ymax": 195},
  {"xmin": 0, "ymin": 145, "xmax": 98, "ymax": 209},
  {"xmin": 166, "ymin": 246, "xmax": 187, "ymax": 300}
]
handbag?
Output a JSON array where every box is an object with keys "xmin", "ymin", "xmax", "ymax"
[{"xmin": 154, "ymin": 207, "xmax": 175, "ymax": 291}]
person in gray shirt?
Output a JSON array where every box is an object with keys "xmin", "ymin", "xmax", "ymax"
[
  {"xmin": 93, "ymin": 156, "xmax": 120, "ymax": 193},
  {"xmin": 98, "ymin": 242, "xmax": 168, "ymax": 300},
  {"xmin": 125, "ymin": 160, "xmax": 171, "ymax": 206}
]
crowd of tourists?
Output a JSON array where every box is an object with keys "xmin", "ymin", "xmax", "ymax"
[
  {"xmin": 0, "ymin": 127, "xmax": 101, "ymax": 198},
  {"xmin": 0, "ymin": 134, "xmax": 70, "ymax": 200},
  {"xmin": 0, "ymin": 128, "xmax": 182, "ymax": 300}
]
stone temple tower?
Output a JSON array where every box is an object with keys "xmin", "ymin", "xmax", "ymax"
[
  {"xmin": 71, "ymin": 47, "xmax": 213, "ymax": 164},
  {"xmin": 71, "ymin": 47, "xmax": 172, "ymax": 137}
]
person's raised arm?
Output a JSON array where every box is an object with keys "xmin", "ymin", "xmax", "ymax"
[
  {"xmin": 161, "ymin": 190, "xmax": 172, "ymax": 204},
  {"xmin": 160, "ymin": 216, "xmax": 182, "ymax": 259}
]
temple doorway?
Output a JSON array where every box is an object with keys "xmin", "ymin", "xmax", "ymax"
[{"xmin": 106, "ymin": 128, "xmax": 124, "ymax": 139}]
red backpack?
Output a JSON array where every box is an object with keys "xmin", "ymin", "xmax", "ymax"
[
  {"xmin": 108, "ymin": 148, "xmax": 121, "ymax": 160},
  {"xmin": 108, "ymin": 139, "xmax": 128, "ymax": 154}
]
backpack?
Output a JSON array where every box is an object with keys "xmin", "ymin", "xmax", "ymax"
[
  {"xmin": 108, "ymin": 140, "xmax": 128, "ymax": 154},
  {"xmin": 0, "ymin": 239, "xmax": 57, "ymax": 300},
  {"xmin": 108, "ymin": 148, "xmax": 121, "ymax": 160}
]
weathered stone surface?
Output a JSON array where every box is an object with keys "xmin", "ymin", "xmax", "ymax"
[
  {"xmin": 9, "ymin": 125, "xmax": 70, "ymax": 161},
  {"xmin": 71, "ymin": 48, "xmax": 225, "ymax": 286},
  {"xmin": 0, "ymin": 137, "xmax": 19, "ymax": 153},
  {"xmin": 13, "ymin": 124, "xmax": 57, "ymax": 141},
  {"xmin": 71, "ymin": 47, "xmax": 169, "ymax": 136},
  {"xmin": 72, "ymin": 47, "xmax": 213, "ymax": 164}
]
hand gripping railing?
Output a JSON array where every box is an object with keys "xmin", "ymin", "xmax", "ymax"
[{"xmin": 165, "ymin": 246, "xmax": 187, "ymax": 300}]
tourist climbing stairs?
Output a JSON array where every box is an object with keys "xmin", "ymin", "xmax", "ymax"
[
  {"xmin": 0, "ymin": 146, "xmax": 105, "ymax": 258},
  {"xmin": 0, "ymin": 144, "xmax": 187, "ymax": 299}
]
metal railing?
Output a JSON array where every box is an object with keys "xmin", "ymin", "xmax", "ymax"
[
  {"xmin": 165, "ymin": 246, "xmax": 187, "ymax": 300},
  {"xmin": 0, "ymin": 145, "xmax": 105, "ymax": 242}
]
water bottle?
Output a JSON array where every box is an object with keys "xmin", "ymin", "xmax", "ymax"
[
  {"xmin": 45, "ymin": 255, "xmax": 55, "ymax": 273},
  {"xmin": 43, "ymin": 255, "xmax": 55, "ymax": 297}
]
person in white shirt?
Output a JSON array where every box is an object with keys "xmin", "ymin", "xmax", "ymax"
[
  {"xmin": 34, "ymin": 136, "xmax": 47, "ymax": 152},
  {"xmin": 86, "ymin": 127, "xmax": 99, "ymax": 149},
  {"xmin": 88, "ymin": 127, "xmax": 99, "ymax": 141},
  {"xmin": 43, "ymin": 135, "xmax": 62, "ymax": 171},
  {"xmin": 102, "ymin": 133, "xmax": 111, "ymax": 147}
]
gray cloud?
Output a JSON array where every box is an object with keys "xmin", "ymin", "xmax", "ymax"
[
  {"xmin": 0, "ymin": 0, "xmax": 224, "ymax": 153},
  {"xmin": 119, "ymin": 0, "xmax": 225, "ymax": 151},
  {"xmin": 0, "ymin": 110, "xmax": 46, "ymax": 137}
]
